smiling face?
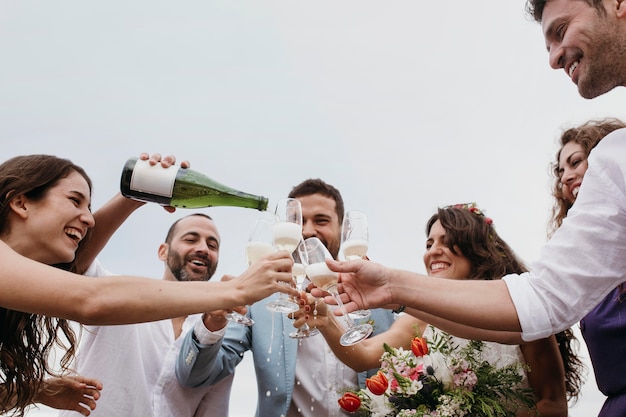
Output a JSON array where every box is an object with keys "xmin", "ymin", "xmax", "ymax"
[
  {"xmin": 297, "ymin": 193, "xmax": 342, "ymax": 260},
  {"xmin": 423, "ymin": 220, "xmax": 472, "ymax": 281},
  {"xmin": 558, "ymin": 141, "xmax": 589, "ymax": 204},
  {"xmin": 542, "ymin": 0, "xmax": 626, "ymax": 98},
  {"xmin": 159, "ymin": 215, "xmax": 220, "ymax": 282},
  {"xmin": 10, "ymin": 170, "xmax": 95, "ymax": 265}
]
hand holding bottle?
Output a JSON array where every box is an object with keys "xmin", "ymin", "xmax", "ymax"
[
  {"xmin": 138, "ymin": 152, "xmax": 190, "ymax": 213},
  {"xmin": 121, "ymin": 155, "xmax": 268, "ymax": 211}
]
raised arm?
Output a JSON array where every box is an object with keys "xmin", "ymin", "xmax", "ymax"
[
  {"xmin": 0, "ymin": 241, "xmax": 297, "ymax": 324},
  {"xmin": 72, "ymin": 153, "xmax": 187, "ymax": 274}
]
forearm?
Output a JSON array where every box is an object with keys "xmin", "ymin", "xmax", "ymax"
[
  {"xmin": 407, "ymin": 310, "xmax": 523, "ymax": 344},
  {"xmin": 73, "ymin": 193, "xmax": 144, "ymax": 274},
  {"xmin": 1, "ymin": 245, "xmax": 237, "ymax": 323},
  {"xmin": 390, "ymin": 271, "xmax": 522, "ymax": 332},
  {"xmin": 319, "ymin": 316, "xmax": 381, "ymax": 372}
]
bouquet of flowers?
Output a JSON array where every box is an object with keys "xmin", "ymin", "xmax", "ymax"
[{"xmin": 338, "ymin": 328, "xmax": 535, "ymax": 417}]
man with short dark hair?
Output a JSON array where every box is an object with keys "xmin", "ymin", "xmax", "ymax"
[{"xmin": 176, "ymin": 179, "xmax": 395, "ymax": 417}]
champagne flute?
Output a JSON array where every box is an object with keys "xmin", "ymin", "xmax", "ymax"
[
  {"xmin": 289, "ymin": 248, "xmax": 320, "ymax": 339},
  {"xmin": 299, "ymin": 237, "xmax": 373, "ymax": 346},
  {"xmin": 225, "ymin": 217, "xmax": 275, "ymax": 326},
  {"xmin": 266, "ymin": 198, "xmax": 301, "ymax": 313},
  {"xmin": 341, "ymin": 210, "xmax": 371, "ymax": 320}
]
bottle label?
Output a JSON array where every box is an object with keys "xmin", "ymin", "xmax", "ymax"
[{"xmin": 130, "ymin": 159, "xmax": 177, "ymax": 197}]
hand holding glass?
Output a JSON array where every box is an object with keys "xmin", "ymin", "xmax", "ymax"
[
  {"xmin": 266, "ymin": 198, "xmax": 301, "ymax": 313},
  {"xmin": 341, "ymin": 210, "xmax": 371, "ymax": 319},
  {"xmin": 299, "ymin": 237, "xmax": 373, "ymax": 346},
  {"xmin": 289, "ymin": 248, "xmax": 320, "ymax": 339},
  {"xmin": 225, "ymin": 217, "xmax": 276, "ymax": 326}
]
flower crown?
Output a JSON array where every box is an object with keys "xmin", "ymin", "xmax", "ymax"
[{"xmin": 444, "ymin": 202, "xmax": 493, "ymax": 226}]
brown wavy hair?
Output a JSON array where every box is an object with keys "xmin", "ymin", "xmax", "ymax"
[
  {"xmin": 0, "ymin": 155, "xmax": 90, "ymax": 416},
  {"xmin": 548, "ymin": 118, "xmax": 626, "ymax": 236},
  {"xmin": 427, "ymin": 206, "xmax": 585, "ymax": 402}
]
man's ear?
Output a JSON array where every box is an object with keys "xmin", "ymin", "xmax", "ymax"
[
  {"xmin": 615, "ymin": 0, "xmax": 626, "ymax": 18},
  {"xmin": 158, "ymin": 243, "xmax": 169, "ymax": 261},
  {"xmin": 8, "ymin": 193, "xmax": 29, "ymax": 219}
]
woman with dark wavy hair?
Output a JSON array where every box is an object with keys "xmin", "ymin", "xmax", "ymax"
[
  {"xmin": 297, "ymin": 204, "xmax": 577, "ymax": 416},
  {"xmin": 551, "ymin": 119, "xmax": 626, "ymax": 417},
  {"xmin": 0, "ymin": 153, "xmax": 296, "ymax": 417}
]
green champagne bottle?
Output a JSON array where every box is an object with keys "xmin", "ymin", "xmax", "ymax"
[{"xmin": 120, "ymin": 158, "xmax": 268, "ymax": 211}]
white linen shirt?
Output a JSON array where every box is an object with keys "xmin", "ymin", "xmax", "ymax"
[
  {"xmin": 58, "ymin": 260, "xmax": 232, "ymax": 417},
  {"xmin": 287, "ymin": 316, "xmax": 359, "ymax": 417},
  {"xmin": 503, "ymin": 129, "xmax": 626, "ymax": 341}
]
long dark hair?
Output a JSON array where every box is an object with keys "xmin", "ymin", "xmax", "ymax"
[
  {"xmin": 427, "ymin": 205, "xmax": 585, "ymax": 403},
  {"xmin": 0, "ymin": 154, "xmax": 90, "ymax": 416}
]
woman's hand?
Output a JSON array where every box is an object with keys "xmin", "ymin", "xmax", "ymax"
[
  {"xmin": 292, "ymin": 292, "xmax": 330, "ymax": 330},
  {"xmin": 232, "ymin": 251, "xmax": 299, "ymax": 306},
  {"xmin": 139, "ymin": 152, "xmax": 190, "ymax": 213},
  {"xmin": 36, "ymin": 375, "xmax": 102, "ymax": 416}
]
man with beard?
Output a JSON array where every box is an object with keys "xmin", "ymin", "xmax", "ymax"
[
  {"xmin": 59, "ymin": 213, "xmax": 237, "ymax": 417},
  {"xmin": 176, "ymin": 179, "xmax": 395, "ymax": 417}
]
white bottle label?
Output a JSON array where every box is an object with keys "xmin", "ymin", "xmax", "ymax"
[{"xmin": 129, "ymin": 159, "xmax": 178, "ymax": 197}]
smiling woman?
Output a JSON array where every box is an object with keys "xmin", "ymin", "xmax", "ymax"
[
  {"xmin": 0, "ymin": 154, "xmax": 98, "ymax": 417},
  {"xmin": 0, "ymin": 154, "xmax": 297, "ymax": 417}
]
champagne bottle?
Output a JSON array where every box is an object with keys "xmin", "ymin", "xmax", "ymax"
[{"xmin": 120, "ymin": 158, "xmax": 268, "ymax": 211}]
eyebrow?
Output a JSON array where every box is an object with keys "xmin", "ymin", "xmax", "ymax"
[
  {"xmin": 181, "ymin": 231, "xmax": 220, "ymax": 245},
  {"xmin": 566, "ymin": 150, "xmax": 586, "ymax": 164}
]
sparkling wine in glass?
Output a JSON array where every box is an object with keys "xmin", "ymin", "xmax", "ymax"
[
  {"xmin": 226, "ymin": 217, "xmax": 275, "ymax": 326},
  {"xmin": 341, "ymin": 210, "xmax": 371, "ymax": 320},
  {"xmin": 289, "ymin": 248, "xmax": 320, "ymax": 339},
  {"xmin": 299, "ymin": 237, "xmax": 373, "ymax": 346},
  {"xmin": 266, "ymin": 198, "xmax": 301, "ymax": 313}
]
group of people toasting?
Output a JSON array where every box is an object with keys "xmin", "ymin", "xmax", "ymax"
[{"xmin": 3, "ymin": 0, "xmax": 626, "ymax": 416}]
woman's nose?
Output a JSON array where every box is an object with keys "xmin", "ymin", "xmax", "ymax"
[
  {"xmin": 561, "ymin": 167, "xmax": 577, "ymax": 185},
  {"xmin": 81, "ymin": 210, "xmax": 95, "ymax": 228}
]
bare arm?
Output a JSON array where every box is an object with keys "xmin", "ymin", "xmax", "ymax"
[
  {"xmin": 404, "ymin": 308, "xmax": 524, "ymax": 344},
  {"xmin": 321, "ymin": 259, "xmax": 522, "ymax": 333},
  {"xmin": 72, "ymin": 153, "xmax": 187, "ymax": 274},
  {"xmin": 293, "ymin": 296, "xmax": 425, "ymax": 372},
  {"xmin": 35, "ymin": 376, "xmax": 102, "ymax": 416},
  {"xmin": 0, "ymin": 241, "xmax": 298, "ymax": 324},
  {"xmin": 518, "ymin": 337, "xmax": 568, "ymax": 417},
  {"xmin": 72, "ymin": 193, "xmax": 144, "ymax": 274}
]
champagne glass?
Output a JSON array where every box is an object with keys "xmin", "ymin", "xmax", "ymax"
[
  {"xmin": 266, "ymin": 198, "xmax": 301, "ymax": 313},
  {"xmin": 341, "ymin": 210, "xmax": 371, "ymax": 320},
  {"xmin": 225, "ymin": 217, "xmax": 276, "ymax": 326},
  {"xmin": 299, "ymin": 237, "xmax": 373, "ymax": 346},
  {"xmin": 289, "ymin": 248, "xmax": 320, "ymax": 339}
]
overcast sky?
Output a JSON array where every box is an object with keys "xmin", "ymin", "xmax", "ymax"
[{"xmin": 2, "ymin": 1, "xmax": 624, "ymax": 415}]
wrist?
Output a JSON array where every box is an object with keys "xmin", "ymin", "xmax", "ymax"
[
  {"xmin": 202, "ymin": 313, "xmax": 228, "ymax": 331},
  {"xmin": 392, "ymin": 305, "xmax": 406, "ymax": 314}
]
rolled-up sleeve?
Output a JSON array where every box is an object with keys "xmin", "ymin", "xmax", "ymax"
[{"xmin": 504, "ymin": 130, "xmax": 626, "ymax": 341}]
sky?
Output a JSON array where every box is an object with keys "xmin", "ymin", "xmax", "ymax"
[{"xmin": 2, "ymin": 1, "xmax": 625, "ymax": 415}]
